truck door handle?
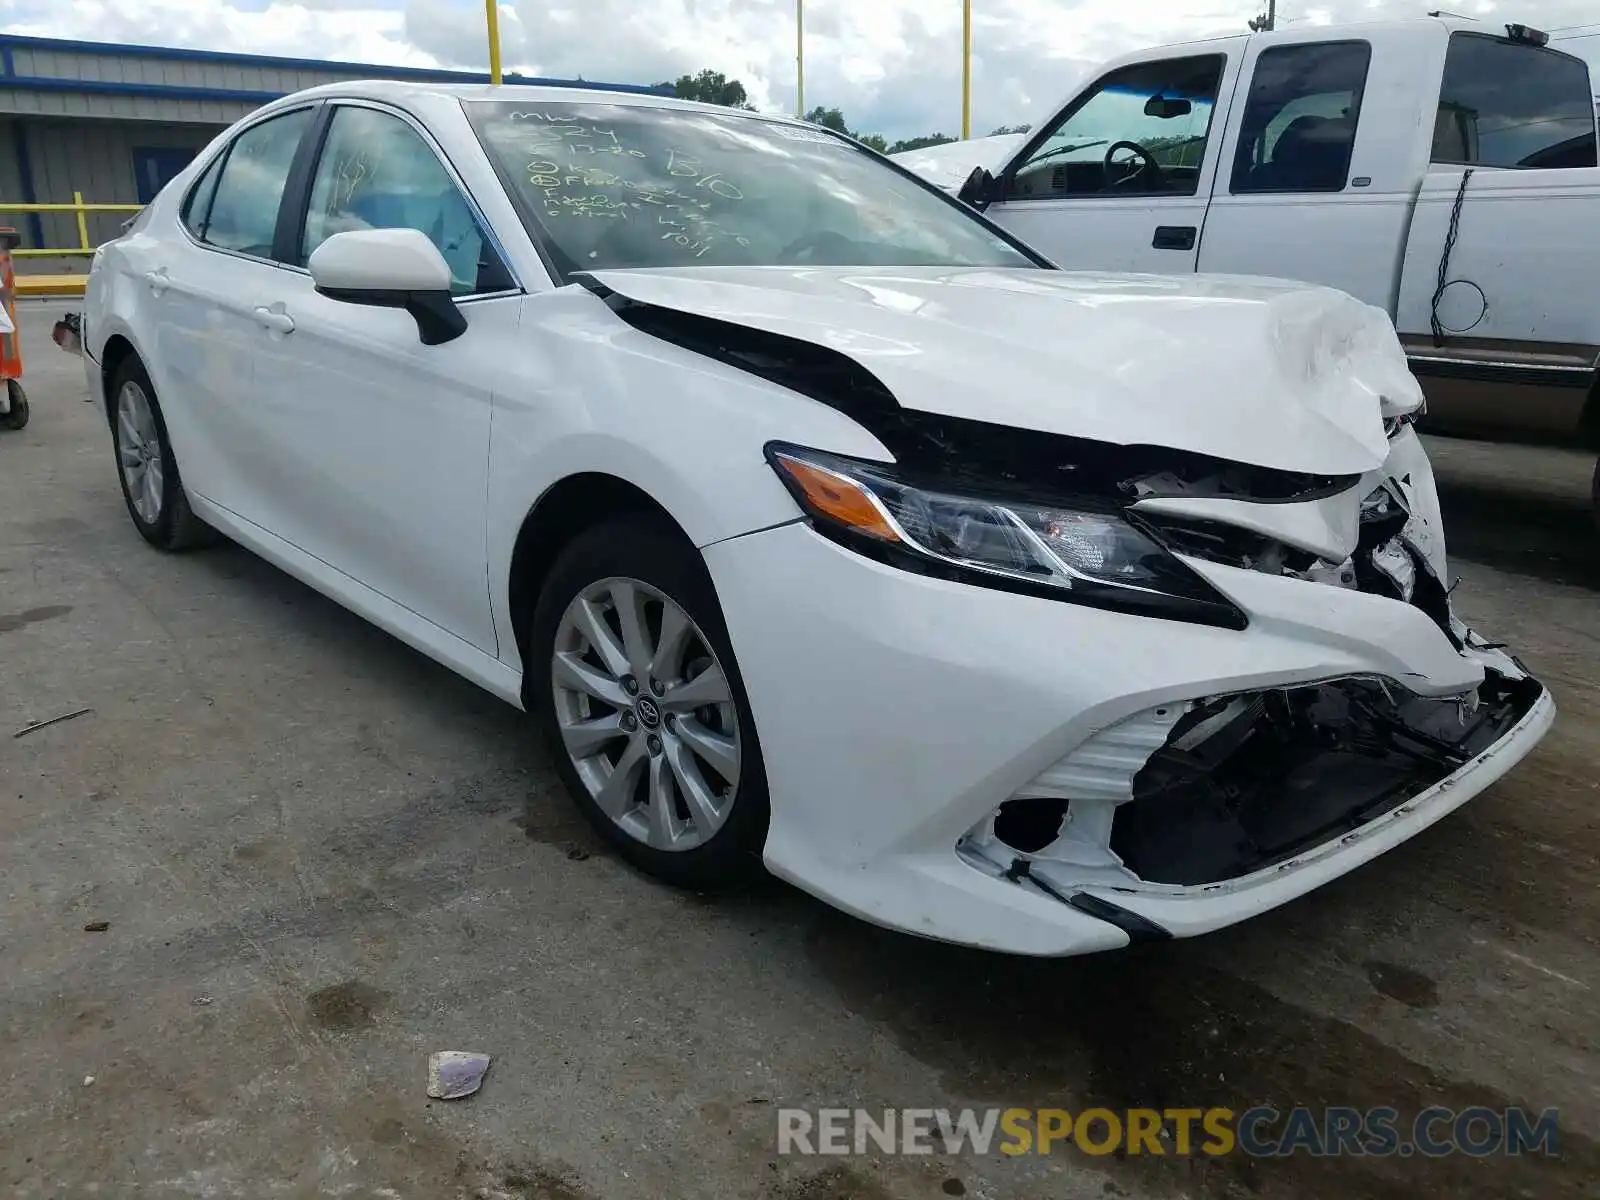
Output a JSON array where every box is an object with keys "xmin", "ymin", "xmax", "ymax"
[
  {"xmin": 144, "ymin": 268, "xmax": 169, "ymax": 296},
  {"xmin": 252, "ymin": 305, "xmax": 295, "ymax": 335},
  {"xmin": 1152, "ymin": 225, "xmax": 1197, "ymax": 251}
]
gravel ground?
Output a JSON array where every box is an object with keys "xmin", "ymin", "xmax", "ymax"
[{"xmin": 2, "ymin": 303, "xmax": 1596, "ymax": 1199}]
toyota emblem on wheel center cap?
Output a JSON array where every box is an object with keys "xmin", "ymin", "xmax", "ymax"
[{"xmin": 634, "ymin": 696, "xmax": 662, "ymax": 729}]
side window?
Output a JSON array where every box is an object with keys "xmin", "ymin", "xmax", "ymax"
[
  {"xmin": 1433, "ymin": 33, "xmax": 1598, "ymax": 169},
  {"xmin": 180, "ymin": 151, "xmax": 226, "ymax": 237},
  {"xmin": 1231, "ymin": 42, "xmax": 1371, "ymax": 194},
  {"xmin": 1006, "ymin": 55, "xmax": 1224, "ymax": 200},
  {"xmin": 199, "ymin": 109, "xmax": 314, "ymax": 257},
  {"xmin": 300, "ymin": 106, "xmax": 510, "ymax": 296}
]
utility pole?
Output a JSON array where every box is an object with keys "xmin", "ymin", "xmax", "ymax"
[
  {"xmin": 796, "ymin": 0, "xmax": 806, "ymax": 117},
  {"xmin": 962, "ymin": 0, "xmax": 972, "ymax": 140},
  {"xmin": 485, "ymin": 0, "xmax": 503, "ymax": 84},
  {"xmin": 1248, "ymin": 0, "xmax": 1276, "ymax": 32}
]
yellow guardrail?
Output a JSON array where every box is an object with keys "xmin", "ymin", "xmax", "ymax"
[{"xmin": 0, "ymin": 194, "xmax": 143, "ymax": 257}]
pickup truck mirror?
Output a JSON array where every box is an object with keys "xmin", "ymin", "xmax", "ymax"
[
  {"xmin": 957, "ymin": 166, "xmax": 997, "ymax": 209},
  {"xmin": 1143, "ymin": 95, "xmax": 1192, "ymax": 120}
]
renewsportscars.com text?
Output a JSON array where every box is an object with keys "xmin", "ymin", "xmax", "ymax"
[{"xmin": 777, "ymin": 1106, "xmax": 1559, "ymax": 1159}]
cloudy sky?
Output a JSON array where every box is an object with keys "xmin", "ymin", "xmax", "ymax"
[{"xmin": 1, "ymin": 0, "xmax": 1596, "ymax": 139}]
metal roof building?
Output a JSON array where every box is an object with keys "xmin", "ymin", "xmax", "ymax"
[{"xmin": 0, "ymin": 34, "xmax": 665, "ymax": 271}]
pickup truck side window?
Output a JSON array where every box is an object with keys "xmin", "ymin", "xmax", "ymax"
[
  {"xmin": 1433, "ymin": 33, "xmax": 1598, "ymax": 169},
  {"xmin": 1004, "ymin": 55, "xmax": 1224, "ymax": 200},
  {"xmin": 1231, "ymin": 41, "xmax": 1370, "ymax": 194}
]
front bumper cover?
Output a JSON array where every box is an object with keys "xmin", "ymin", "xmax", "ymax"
[{"xmin": 704, "ymin": 520, "xmax": 1553, "ymax": 956}]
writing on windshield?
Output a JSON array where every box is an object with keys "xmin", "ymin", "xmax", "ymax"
[
  {"xmin": 501, "ymin": 110, "xmax": 753, "ymax": 259},
  {"xmin": 468, "ymin": 101, "xmax": 1038, "ymax": 276}
]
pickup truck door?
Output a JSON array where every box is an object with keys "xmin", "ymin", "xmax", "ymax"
[
  {"xmin": 982, "ymin": 42, "xmax": 1245, "ymax": 272},
  {"xmin": 1197, "ymin": 29, "xmax": 1433, "ymax": 310}
]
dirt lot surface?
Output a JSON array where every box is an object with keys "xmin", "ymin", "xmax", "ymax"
[{"xmin": 2, "ymin": 303, "xmax": 1596, "ymax": 1199}]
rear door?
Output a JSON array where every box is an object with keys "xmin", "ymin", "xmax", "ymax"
[
  {"xmin": 983, "ymin": 45, "xmax": 1243, "ymax": 272},
  {"xmin": 145, "ymin": 105, "xmax": 318, "ymax": 513}
]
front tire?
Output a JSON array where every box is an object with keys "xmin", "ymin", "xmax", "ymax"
[
  {"xmin": 528, "ymin": 518, "xmax": 769, "ymax": 890},
  {"xmin": 111, "ymin": 358, "xmax": 213, "ymax": 551}
]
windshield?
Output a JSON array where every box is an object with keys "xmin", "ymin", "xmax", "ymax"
[{"xmin": 466, "ymin": 100, "xmax": 1040, "ymax": 277}]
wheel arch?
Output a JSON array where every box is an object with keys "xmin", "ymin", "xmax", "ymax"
[
  {"xmin": 97, "ymin": 334, "xmax": 141, "ymax": 428},
  {"xmin": 506, "ymin": 472, "xmax": 700, "ymax": 706},
  {"xmin": 1580, "ymin": 368, "xmax": 1600, "ymax": 450}
]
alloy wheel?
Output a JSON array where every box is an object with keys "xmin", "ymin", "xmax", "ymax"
[
  {"xmin": 116, "ymin": 380, "xmax": 164, "ymax": 524},
  {"xmin": 550, "ymin": 576, "xmax": 741, "ymax": 852}
]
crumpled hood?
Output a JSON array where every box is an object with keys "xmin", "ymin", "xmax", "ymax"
[{"xmin": 585, "ymin": 265, "xmax": 1423, "ymax": 476}]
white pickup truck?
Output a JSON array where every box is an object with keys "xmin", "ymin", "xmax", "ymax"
[{"xmin": 895, "ymin": 18, "xmax": 1600, "ymax": 512}]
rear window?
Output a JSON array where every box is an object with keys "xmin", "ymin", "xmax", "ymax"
[{"xmin": 1433, "ymin": 33, "xmax": 1598, "ymax": 169}]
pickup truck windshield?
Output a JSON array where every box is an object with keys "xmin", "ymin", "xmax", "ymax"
[{"xmin": 467, "ymin": 101, "xmax": 1039, "ymax": 278}]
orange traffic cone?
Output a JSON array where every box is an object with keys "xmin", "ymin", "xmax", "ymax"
[{"xmin": 0, "ymin": 227, "xmax": 29, "ymax": 430}]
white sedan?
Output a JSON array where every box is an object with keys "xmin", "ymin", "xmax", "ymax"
[{"xmin": 83, "ymin": 80, "xmax": 1553, "ymax": 955}]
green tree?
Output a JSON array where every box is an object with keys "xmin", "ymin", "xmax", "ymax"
[
  {"xmin": 804, "ymin": 105, "xmax": 852, "ymax": 136},
  {"xmin": 856, "ymin": 132, "xmax": 890, "ymax": 153},
  {"xmin": 886, "ymin": 133, "xmax": 956, "ymax": 153},
  {"xmin": 659, "ymin": 69, "xmax": 755, "ymax": 110},
  {"xmin": 989, "ymin": 123, "xmax": 1032, "ymax": 136}
]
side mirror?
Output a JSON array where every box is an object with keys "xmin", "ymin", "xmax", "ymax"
[
  {"xmin": 1143, "ymin": 95, "xmax": 1192, "ymax": 120},
  {"xmin": 957, "ymin": 166, "xmax": 997, "ymax": 209},
  {"xmin": 308, "ymin": 228, "xmax": 467, "ymax": 346}
]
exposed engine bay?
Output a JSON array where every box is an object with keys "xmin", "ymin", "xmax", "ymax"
[
  {"xmin": 1116, "ymin": 671, "xmax": 1541, "ymax": 884},
  {"xmin": 962, "ymin": 664, "xmax": 1544, "ymax": 893}
]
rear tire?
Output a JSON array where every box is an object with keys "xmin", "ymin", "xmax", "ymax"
[
  {"xmin": 527, "ymin": 517, "xmax": 769, "ymax": 890},
  {"xmin": 110, "ymin": 357, "xmax": 215, "ymax": 551},
  {"xmin": 0, "ymin": 380, "xmax": 26, "ymax": 430}
]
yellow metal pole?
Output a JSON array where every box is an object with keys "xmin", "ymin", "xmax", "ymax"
[
  {"xmin": 962, "ymin": 0, "xmax": 972, "ymax": 139},
  {"xmin": 485, "ymin": 0, "xmax": 503, "ymax": 85},
  {"xmin": 796, "ymin": 0, "xmax": 805, "ymax": 117},
  {"xmin": 72, "ymin": 191, "xmax": 89, "ymax": 252}
]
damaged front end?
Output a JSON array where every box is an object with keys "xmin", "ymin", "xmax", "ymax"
[
  {"xmin": 588, "ymin": 271, "xmax": 1551, "ymax": 931},
  {"xmin": 956, "ymin": 418, "xmax": 1551, "ymax": 909}
]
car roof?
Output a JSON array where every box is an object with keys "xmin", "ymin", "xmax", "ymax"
[{"xmin": 273, "ymin": 78, "xmax": 816, "ymax": 126}]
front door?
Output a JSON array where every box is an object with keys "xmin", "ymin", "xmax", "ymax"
[
  {"xmin": 984, "ymin": 48, "xmax": 1242, "ymax": 273},
  {"xmin": 243, "ymin": 102, "xmax": 518, "ymax": 655}
]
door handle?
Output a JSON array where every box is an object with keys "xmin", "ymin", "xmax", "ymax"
[
  {"xmin": 252, "ymin": 305, "xmax": 295, "ymax": 335},
  {"xmin": 144, "ymin": 268, "xmax": 169, "ymax": 296},
  {"xmin": 1152, "ymin": 225, "xmax": 1198, "ymax": 251}
]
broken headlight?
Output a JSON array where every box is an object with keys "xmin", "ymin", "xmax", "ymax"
[{"xmin": 766, "ymin": 443, "xmax": 1246, "ymax": 629}]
